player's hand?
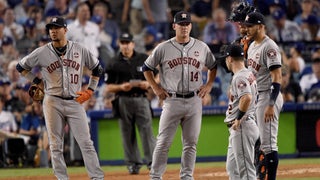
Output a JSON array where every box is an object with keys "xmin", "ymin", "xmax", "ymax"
[
  {"xmin": 198, "ymin": 84, "xmax": 212, "ymax": 98},
  {"xmin": 153, "ymin": 85, "xmax": 169, "ymax": 100},
  {"xmin": 264, "ymin": 105, "xmax": 275, "ymax": 123},
  {"xmin": 138, "ymin": 81, "xmax": 150, "ymax": 90},
  {"xmin": 121, "ymin": 82, "xmax": 133, "ymax": 92},
  {"xmin": 76, "ymin": 89, "xmax": 93, "ymax": 104},
  {"xmin": 232, "ymin": 120, "xmax": 241, "ymax": 130}
]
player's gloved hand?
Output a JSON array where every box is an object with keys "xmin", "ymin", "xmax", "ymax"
[{"xmin": 76, "ymin": 89, "xmax": 93, "ymax": 104}]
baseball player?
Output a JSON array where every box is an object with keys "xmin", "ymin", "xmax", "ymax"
[
  {"xmin": 143, "ymin": 11, "xmax": 217, "ymax": 179},
  {"xmin": 221, "ymin": 44, "xmax": 259, "ymax": 180},
  {"xmin": 244, "ymin": 12, "xmax": 284, "ymax": 180},
  {"xmin": 16, "ymin": 17, "xmax": 104, "ymax": 180},
  {"xmin": 228, "ymin": 2, "xmax": 264, "ymax": 175}
]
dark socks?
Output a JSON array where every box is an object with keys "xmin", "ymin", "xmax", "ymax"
[{"xmin": 266, "ymin": 151, "xmax": 279, "ymax": 180}]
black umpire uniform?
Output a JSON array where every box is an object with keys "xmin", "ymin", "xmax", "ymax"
[{"xmin": 104, "ymin": 33, "xmax": 156, "ymax": 174}]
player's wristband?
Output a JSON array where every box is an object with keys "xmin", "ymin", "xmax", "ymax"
[
  {"xmin": 269, "ymin": 82, "xmax": 281, "ymax": 106},
  {"xmin": 33, "ymin": 77, "xmax": 42, "ymax": 84},
  {"xmin": 88, "ymin": 77, "xmax": 99, "ymax": 92},
  {"xmin": 236, "ymin": 110, "xmax": 246, "ymax": 120}
]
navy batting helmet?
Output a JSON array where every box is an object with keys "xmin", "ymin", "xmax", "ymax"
[{"xmin": 228, "ymin": 2, "xmax": 256, "ymax": 22}]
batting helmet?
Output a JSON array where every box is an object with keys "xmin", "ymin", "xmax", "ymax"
[{"xmin": 228, "ymin": 2, "xmax": 256, "ymax": 22}]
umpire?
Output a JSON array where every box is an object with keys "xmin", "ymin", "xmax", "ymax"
[{"xmin": 104, "ymin": 32, "xmax": 156, "ymax": 174}]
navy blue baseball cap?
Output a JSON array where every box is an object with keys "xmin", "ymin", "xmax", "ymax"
[
  {"xmin": 243, "ymin": 12, "xmax": 265, "ymax": 26},
  {"xmin": 272, "ymin": 9, "xmax": 285, "ymax": 20},
  {"xmin": 46, "ymin": 17, "xmax": 67, "ymax": 29},
  {"xmin": 25, "ymin": 18, "xmax": 36, "ymax": 28},
  {"xmin": 0, "ymin": 77, "xmax": 11, "ymax": 86},
  {"xmin": 2, "ymin": 36, "xmax": 13, "ymax": 46},
  {"xmin": 219, "ymin": 44, "xmax": 244, "ymax": 59},
  {"xmin": 119, "ymin": 32, "xmax": 133, "ymax": 42},
  {"xmin": 174, "ymin": 11, "xmax": 191, "ymax": 24}
]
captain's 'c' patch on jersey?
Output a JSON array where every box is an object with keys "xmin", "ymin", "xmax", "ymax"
[{"xmin": 267, "ymin": 49, "xmax": 277, "ymax": 59}]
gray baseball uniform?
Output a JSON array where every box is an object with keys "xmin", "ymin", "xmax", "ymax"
[
  {"xmin": 144, "ymin": 37, "xmax": 216, "ymax": 179},
  {"xmin": 18, "ymin": 41, "xmax": 104, "ymax": 180},
  {"xmin": 225, "ymin": 68, "xmax": 259, "ymax": 180},
  {"xmin": 247, "ymin": 36, "xmax": 284, "ymax": 154}
]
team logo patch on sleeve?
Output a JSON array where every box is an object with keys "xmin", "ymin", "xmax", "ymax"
[
  {"xmin": 237, "ymin": 80, "xmax": 247, "ymax": 90},
  {"xmin": 267, "ymin": 49, "xmax": 277, "ymax": 59}
]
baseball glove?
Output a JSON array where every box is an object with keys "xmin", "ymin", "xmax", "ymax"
[{"xmin": 28, "ymin": 84, "xmax": 45, "ymax": 101}]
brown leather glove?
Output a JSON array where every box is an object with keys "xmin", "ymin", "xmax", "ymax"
[{"xmin": 75, "ymin": 89, "xmax": 93, "ymax": 104}]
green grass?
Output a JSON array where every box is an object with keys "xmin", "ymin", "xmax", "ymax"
[{"xmin": 0, "ymin": 158, "xmax": 319, "ymax": 179}]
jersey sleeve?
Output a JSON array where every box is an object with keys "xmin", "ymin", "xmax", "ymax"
[
  {"xmin": 234, "ymin": 75, "xmax": 252, "ymax": 98},
  {"xmin": 144, "ymin": 43, "xmax": 164, "ymax": 70},
  {"xmin": 204, "ymin": 44, "xmax": 217, "ymax": 70},
  {"xmin": 18, "ymin": 47, "xmax": 43, "ymax": 70},
  {"xmin": 264, "ymin": 40, "xmax": 282, "ymax": 69}
]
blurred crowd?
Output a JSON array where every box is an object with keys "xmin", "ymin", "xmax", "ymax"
[{"xmin": 0, "ymin": 0, "xmax": 319, "ymax": 167}]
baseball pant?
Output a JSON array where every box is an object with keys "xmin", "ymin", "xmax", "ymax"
[
  {"xmin": 150, "ymin": 96, "xmax": 202, "ymax": 180},
  {"xmin": 43, "ymin": 95, "xmax": 104, "ymax": 180},
  {"xmin": 256, "ymin": 91, "xmax": 283, "ymax": 154},
  {"xmin": 226, "ymin": 117, "xmax": 259, "ymax": 180},
  {"xmin": 118, "ymin": 96, "xmax": 155, "ymax": 166}
]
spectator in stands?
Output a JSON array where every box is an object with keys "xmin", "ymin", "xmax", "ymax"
[
  {"xmin": 38, "ymin": 34, "xmax": 51, "ymax": 47},
  {"xmin": 122, "ymin": 0, "xmax": 144, "ymax": 36},
  {"xmin": 189, "ymin": 0, "xmax": 213, "ymax": 38},
  {"xmin": 287, "ymin": 43, "xmax": 306, "ymax": 77},
  {"xmin": 142, "ymin": 0, "xmax": 169, "ymax": 40},
  {"xmin": 268, "ymin": 8, "xmax": 303, "ymax": 43},
  {"xmin": 67, "ymin": 2, "xmax": 100, "ymax": 59},
  {"xmin": 19, "ymin": 98, "xmax": 42, "ymax": 165},
  {"xmin": 293, "ymin": 0, "xmax": 315, "ymax": 26},
  {"xmin": 44, "ymin": 0, "xmax": 74, "ymax": 23},
  {"xmin": 202, "ymin": 8, "xmax": 238, "ymax": 45},
  {"xmin": 0, "ymin": 94, "xmax": 18, "ymax": 142},
  {"xmin": 0, "ymin": 0, "xmax": 8, "ymax": 20},
  {"xmin": 281, "ymin": 64, "xmax": 305, "ymax": 103},
  {"xmin": 2, "ymin": 8, "xmax": 24, "ymax": 44},
  {"xmin": 305, "ymin": 51, "xmax": 320, "ymax": 102},
  {"xmin": 143, "ymin": 25, "xmax": 161, "ymax": 55},
  {"xmin": 300, "ymin": 50, "xmax": 320, "ymax": 95},
  {"xmin": 16, "ymin": 18, "xmax": 38, "ymax": 56},
  {"xmin": 0, "ymin": 18, "xmax": 5, "ymax": 45},
  {"xmin": 300, "ymin": 15, "xmax": 319, "ymax": 41},
  {"xmin": 28, "ymin": 7, "xmax": 46, "ymax": 38},
  {"xmin": 0, "ymin": 36, "xmax": 20, "ymax": 72},
  {"xmin": 12, "ymin": 0, "xmax": 41, "ymax": 25},
  {"xmin": 92, "ymin": 2, "xmax": 119, "ymax": 55}
]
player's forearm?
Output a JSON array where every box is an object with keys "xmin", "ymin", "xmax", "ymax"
[
  {"xmin": 143, "ymin": 71, "xmax": 158, "ymax": 90},
  {"xmin": 88, "ymin": 75, "xmax": 99, "ymax": 92},
  {"xmin": 239, "ymin": 94, "xmax": 252, "ymax": 112},
  {"xmin": 206, "ymin": 68, "xmax": 217, "ymax": 87}
]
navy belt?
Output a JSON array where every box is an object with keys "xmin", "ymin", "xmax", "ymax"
[
  {"xmin": 168, "ymin": 91, "xmax": 198, "ymax": 98},
  {"xmin": 226, "ymin": 121, "xmax": 235, "ymax": 128},
  {"xmin": 53, "ymin": 95, "xmax": 74, "ymax": 100}
]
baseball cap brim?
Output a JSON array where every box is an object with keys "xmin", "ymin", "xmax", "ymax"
[
  {"xmin": 45, "ymin": 23, "xmax": 65, "ymax": 29},
  {"xmin": 174, "ymin": 19, "xmax": 192, "ymax": 24}
]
